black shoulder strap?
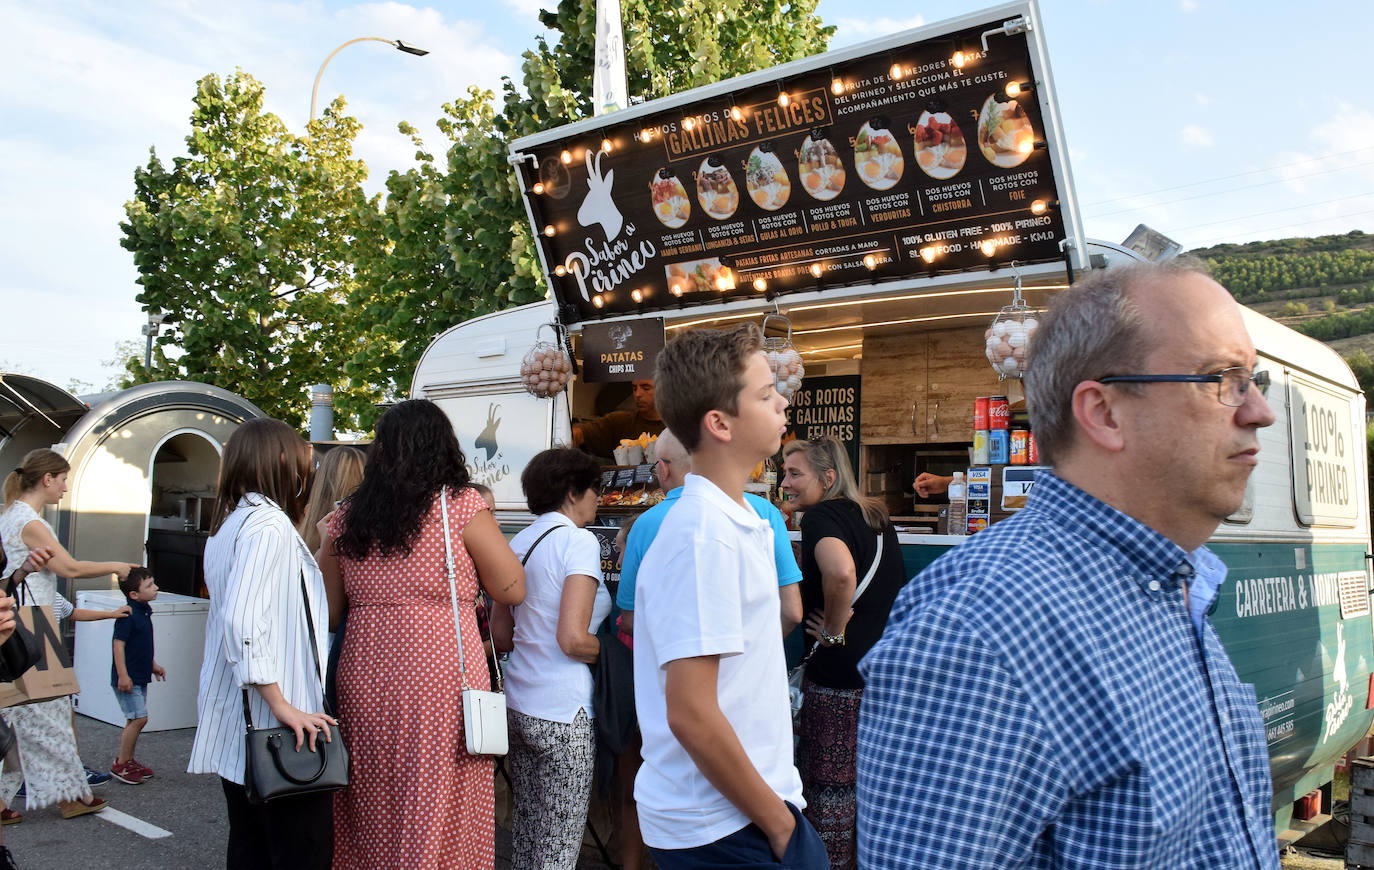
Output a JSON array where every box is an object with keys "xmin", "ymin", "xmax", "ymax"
[{"xmin": 521, "ymin": 526, "xmax": 562, "ymax": 566}]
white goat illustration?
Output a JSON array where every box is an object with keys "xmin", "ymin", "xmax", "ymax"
[{"xmin": 578, "ymin": 149, "xmax": 624, "ymax": 241}]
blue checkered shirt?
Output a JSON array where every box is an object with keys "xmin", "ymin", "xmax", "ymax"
[{"xmin": 857, "ymin": 472, "xmax": 1279, "ymax": 869}]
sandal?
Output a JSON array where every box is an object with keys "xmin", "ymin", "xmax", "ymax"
[
  {"xmin": 0, "ymin": 809, "xmax": 20, "ymax": 825},
  {"xmin": 60, "ymin": 797, "xmax": 108, "ymax": 819}
]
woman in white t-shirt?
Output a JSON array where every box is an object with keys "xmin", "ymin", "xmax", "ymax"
[{"xmin": 493, "ymin": 448, "xmax": 610, "ymax": 870}]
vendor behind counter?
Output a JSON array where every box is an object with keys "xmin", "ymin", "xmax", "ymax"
[{"xmin": 572, "ymin": 379, "xmax": 666, "ymax": 460}]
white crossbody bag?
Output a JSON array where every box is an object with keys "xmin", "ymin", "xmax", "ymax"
[{"xmin": 441, "ymin": 490, "xmax": 508, "ymax": 756}]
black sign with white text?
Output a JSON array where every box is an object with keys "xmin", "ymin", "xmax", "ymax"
[{"xmin": 580, "ymin": 317, "xmax": 666, "ymax": 382}]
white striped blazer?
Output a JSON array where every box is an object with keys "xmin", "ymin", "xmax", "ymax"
[{"xmin": 187, "ymin": 493, "xmax": 329, "ymax": 784}]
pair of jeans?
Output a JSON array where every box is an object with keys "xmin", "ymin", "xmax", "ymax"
[
  {"xmin": 220, "ymin": 777, "xmax": 332, "ymax": 869},
  {"xmin": 650, "ymin": 801, "xmax": 828, "ymax": 869}
]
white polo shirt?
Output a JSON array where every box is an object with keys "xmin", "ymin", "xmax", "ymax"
[
  {"xmin": 504, "ymin": 511, "xmax": 610, "ymax": 723},
  {"xmin": 633, "ymin": 473, "xmax": 804, "ymax": 849}
]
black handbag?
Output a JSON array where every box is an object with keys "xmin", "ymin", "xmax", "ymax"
[{"xmin": 242, "ymin": 573, "xmax": 349, "ymax": 804}]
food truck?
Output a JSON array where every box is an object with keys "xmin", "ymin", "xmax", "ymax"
[{"xmin": 411, "ymin": 0, "xmax": 1373, "ymax": 843}]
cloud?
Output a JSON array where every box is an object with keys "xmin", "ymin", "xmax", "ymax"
[
  {"xmin": 501, "ymin": 0, "xmax": 551, "ymax": 16},
  {"xmin": 1180, "ymin": 125, "xmax": 1215, "ymax": 148},
  {"xmin": 1195, "ymin": 92, "xmax": 1211, "ymax": 106},
  {"xmin": 830, "ymin": 15, "xmax": 927, "ymax": 46},
  {"xmin": 1180, "ymin": 0, "xmax": 1198, "ymax": 11}
]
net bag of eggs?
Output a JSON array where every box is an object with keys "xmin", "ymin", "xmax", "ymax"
[
  {"xmin": 761, "ymin": 313, "xmax": 805, "ymax": 401},
  {"xmin": 520, "ymin": 327, "xmax": 572, "ymax": 398},
  {"xmin": 984, "ymin": 309, "xmax": 1040, "ymax": 379}
]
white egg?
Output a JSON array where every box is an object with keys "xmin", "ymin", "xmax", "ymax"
[
  {"xmin": 992, "ymin": 320, "xmax": 1010, "ymax": 337},
  {"xmin": 1000, "ymin": 357, "xmax": 1022, "ymax": 374},
  {"xmin": 1007, "ymin": 332, "xmax": 1027, "ymax": 349},
  {"xmin": 1022, "ymin": 317, "xmax": 1038, "ymax": 331},
  {"xmin": 986, "ymin": 337, "xmax": 1001, "ymax": 352}
]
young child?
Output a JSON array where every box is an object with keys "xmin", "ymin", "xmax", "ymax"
[
  {"xmin": 109, "ymin": 567, "xmax": 165, "ymax": 785},
  {"xmin": 633, "ymin": 324, "xmax": 827, "ymax": 868}
]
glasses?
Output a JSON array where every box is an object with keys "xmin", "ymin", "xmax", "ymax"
[
  {"xmin": 1097, "ymin": 367, "xmax": 1270, "ymax": 408},
  {"xmin": 654, "ymin": 457, "xmax": 672, "ymax": 469}
]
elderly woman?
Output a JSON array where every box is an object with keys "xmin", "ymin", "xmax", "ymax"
[
  {"xmin": 187, "ymin": 418, "xmax": 336, "ymax": 869},
  {"xmin": 780, "ymin": 436, "xmax": 906, "ymax": 870},
  {"xmin": 493, "ymin": 447, "xmax": 611, "ymax": 870}
]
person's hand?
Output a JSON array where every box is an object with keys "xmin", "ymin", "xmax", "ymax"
[
  {"xmin": 765, "ymin": 807, "xmax": 797, "ymax": 861},
  {"xmin": 914, "ymin": 472, "xmax": 953, "ymax": 498},
  {"xmin": 316, "ymin": 510, "xmax": 336, "ymax": 549},
  {"xmin": 804, "ymin": 608, "xmax": 848, "ymax": 646},
  {"xmin": 269, "ymin": 701, "xmax": 338, "ymax": 752},
  {"xmin": 114, "ymin": 564, "xmax": 135, "ymax": 581},
  {"xmin": 18, "ymin": 546, "xmax": 55, "ymax": 577},
  {"xmin": 152, "ymin": 663, "xmax": 166, "ymax": 681},
  {"xmin": 0, "ymin": 593, "xmax": 16, "ymax": 646},
  {"xmin": 112, "ymin": 605, "xmax": 132, "ymax": 618},
  {"xmin": 117, "ymin": 675, "xmax": 133, "ymax": 693}
]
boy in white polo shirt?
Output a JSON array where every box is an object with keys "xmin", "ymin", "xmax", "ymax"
[{"xmin": 634, "ymin": 324, "xmax": 827, "ymax": 868}]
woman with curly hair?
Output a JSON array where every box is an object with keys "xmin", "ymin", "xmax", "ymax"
[
  {"xmin": 490, "ymin": 447, "xmax": 611, "ymax": 870},
  {"xmin": 319, "ymin": 400, "xmax": 525, "ymax": 869}
]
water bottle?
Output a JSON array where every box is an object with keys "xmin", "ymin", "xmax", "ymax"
[{"xmin": 946, "ymin": 471, "xmax": 967, "ymax": 537}]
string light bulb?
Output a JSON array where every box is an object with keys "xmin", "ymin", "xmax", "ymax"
[
  {"xmin": 810, "ymin": 263, "xmax": 823, "ymax": 278},
  {"xmin": 981, "ymin": 240, "xmax": 997, "ymax": 257},
  {"xmin": 951, "ymin": 50, "xmax": 967, "ymax": 68},
  {"xmin": 532, "ymin": 182, "xmax": 545, "ymax": 195},
  {"xmin": 753, "ymin": 277, "xmax": 768, "ymax": 292},
  {"xmin": 863, "ymin": 254, "xmax": 878, "ymax": 270},
  {"xmin": 1004, "ymin": 81, "xmax": 1032, "ymax": 98},
  {"xmin": 601, "ymin": 138, "xmax": 613, "ymax": 153},
  {"xmin": 554, "ymin": 264, "xmax": 567, "ymax": 276},
  {"xmin": 683, "ymin": 117, "xmax": 695, "ymax": 131},
  {"xmin": 831, "ymin": 78, "xmax": 845, "ymax": 95},
  {"xmin": 543, "ymin": 224, "xmax": 555, "ymax": 237},
  {"xmin": 890, "ymin": 63, "xmax": 904, "ymax": 80},
  {"xmin": 592, "ymin": 294, "xmax": 605, "ymax": 309},
  {"xmin": 1030, "ymin": 199, "xmax": 1049, "ymax": 215},
  {"xmin": 920, "ymin": 247, "xmax": 937, "ymax": 264},
  {"xmin": 560, "ymin": 150, "xmax": 572, "ymax": 164},
  {"xmin": 778, "ymin": 91, "xmax": 790, "ymax": 107},
  {"xmin": 730, "ymin": 105, "xmax": 743, "ymax": 122},
  {"xmin": 631, "ymin": 288, "xmax": 645, "ymax": 303}
]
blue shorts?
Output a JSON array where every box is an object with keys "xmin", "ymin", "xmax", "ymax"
[
  {"xmin": 115, "ymin": 684, "xmax": 148, "ymax": 721},
  {"xmin": 649, "ymin": 801, "xmax": 827, "ymax": 869}
]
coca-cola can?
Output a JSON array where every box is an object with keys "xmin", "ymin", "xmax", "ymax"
[
  {"xmin": 973, "ymin": 396, "xmax": 989, "ymax": 430},
  {"xmin": 973, "ymin": 429, "xmax": 990, "ymax": 464},
  {"xmin": 1010, "ymin": 429, "xmax": 1030, "ymax": 465},
  {"xmin": 1028, "ymin": 431, "xmax": 1039, "ymax": 464},
  {"xmin": 988, "ymin": 395, "xmax": 1010, "ymax": 430}
]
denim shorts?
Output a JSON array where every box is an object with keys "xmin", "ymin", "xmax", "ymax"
[{"xmin": 115, "ymin": 684, "xmax": 148, "ymax": 720}]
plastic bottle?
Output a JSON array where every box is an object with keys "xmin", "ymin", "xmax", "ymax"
[{"xmin": 946, "ymin": 471, "xmax": 967, "ymax": 537}]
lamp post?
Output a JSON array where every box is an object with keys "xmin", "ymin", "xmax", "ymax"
[
  {"xmin": 141, "ymin": 312, "xmax": 165, "ymax": 371},
  {"xmin": 310, "ymin": 38, "xmax": 429, "ymax": 121}
]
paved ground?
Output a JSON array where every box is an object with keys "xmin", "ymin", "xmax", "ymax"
[{"xmin": 2, "ymin": 715, "xmax": 619, "ymax": 870}]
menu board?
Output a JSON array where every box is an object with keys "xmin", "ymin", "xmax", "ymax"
[{"xmin": 512, "ymin": 4, "xmax": 1072, "ymax": 322}]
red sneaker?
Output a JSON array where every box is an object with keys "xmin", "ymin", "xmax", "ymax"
[
  {"xmin": 129, "ymin": 759, "xmax": 154, "ymax": 778},
  {"xmin": 109, "ymin": 760, "xmax": 145, "ymax": 785}
]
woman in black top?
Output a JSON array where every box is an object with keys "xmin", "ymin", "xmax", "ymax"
[{"xmin": 780, "ymin": 436, "xmax": 906, "ymax": 870}]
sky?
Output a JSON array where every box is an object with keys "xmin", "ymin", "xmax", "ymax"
[{"xmin": 3, "ymin": 0, "xmax": 1372, "ymax": 391}]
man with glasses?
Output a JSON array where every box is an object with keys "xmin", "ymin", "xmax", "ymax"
[{"xmin": 857, "ymin": 261, "xmax": 1281, "ymax": 869}]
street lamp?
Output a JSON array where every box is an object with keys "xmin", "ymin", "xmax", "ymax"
[
  {"xmin": 142, "ymin": 312, "xmax": 165, "ymax": 371},
  {"xmin": 310, "ymin": 38, "xmax": 430, "ymax": 121}
]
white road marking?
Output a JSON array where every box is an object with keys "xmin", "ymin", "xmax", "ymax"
[{"xmin": 97, "ymin": 807, "xmax": 172, "ymax": 839}]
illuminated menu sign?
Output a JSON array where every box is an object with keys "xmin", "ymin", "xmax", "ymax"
[{"xmin": 513, "ymin": 5, "xmax": 1071, "ymax": 322}]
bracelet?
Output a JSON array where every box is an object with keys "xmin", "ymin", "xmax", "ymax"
[{"xmin": 819, "ymin": 630, "xmax": 845, "ymax": 646}]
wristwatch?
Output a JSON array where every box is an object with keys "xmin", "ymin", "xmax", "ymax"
[{"xmin": 819, "ymin": 630, "xmax": 845, "ymax": 646}]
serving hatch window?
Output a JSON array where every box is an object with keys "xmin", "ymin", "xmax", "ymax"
[{"xmin": 1287, "ymin": 373, "xmax": 1359, "ymax": 528}]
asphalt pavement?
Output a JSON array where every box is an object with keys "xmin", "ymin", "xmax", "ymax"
[{"xmin": 2, "ymin": 715, "xmax": 619, "ymax": 870}]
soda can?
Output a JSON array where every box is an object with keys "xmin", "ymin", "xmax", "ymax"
[
  {"xmin": 989, "ymin": 428, "xmax": 1010, "ymax": 464},
  {"xmin": 1010, "ymin": 429, "xmax": 1030, "ymax": 465},
  {"xmin": 988, "ymin": 395, "xmax": 1010, "ymax": 430},
  {"xmin": 1028, "ymin": 430, "xmax": 1039, "ymax": 464},
  {"xmin": 973, "ymin": 396, "xmax": 989, "ymax": 430},
  {"xmin": 973, "ymin": 429, "xmax": 990, "ymax": 464}
]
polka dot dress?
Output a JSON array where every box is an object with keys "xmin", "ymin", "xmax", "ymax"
[{"xmin": 331, "ymin": 487, "xmax": 495, "ymax": 869}]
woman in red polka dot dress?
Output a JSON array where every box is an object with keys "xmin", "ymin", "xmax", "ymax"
[{"xmin": 320, "ymin": 401, "xmax": 526, "ymax": 869}]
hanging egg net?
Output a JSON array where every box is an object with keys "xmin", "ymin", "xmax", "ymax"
[
  {"xmin": 520, "ymin": 323, "xmax": 572, "ymax": 398},
  {"xmin": 762, "ymin": 312, "xmax": 805, "ymax": 401},
  {"xmin": 984, "ymin": 279, "xmax": 1041, "ymax": 381}
]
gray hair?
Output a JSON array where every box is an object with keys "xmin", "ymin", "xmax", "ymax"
[{"xmin": 1024, "ymin": 259, "xmax": 1210, "ymax": 464}]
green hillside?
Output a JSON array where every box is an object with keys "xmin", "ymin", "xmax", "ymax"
[{"xmin": 1190, "ymin": 230, "xmax": 1374, "ymax": 394}]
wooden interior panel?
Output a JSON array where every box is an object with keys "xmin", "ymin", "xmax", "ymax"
[
  {"xmin": 925, "ymin": 326, "xmax": 1009, "ymax": 442},
  {"xmin": 860, "ymin": 332, "xmax": 926, "ymax": 444}
]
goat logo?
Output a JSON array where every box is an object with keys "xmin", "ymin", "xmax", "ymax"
[
  {"xmin": 577, "ymin": 149, "xmax": 623, "ymax": 241},
  {"xmin": 475, "ymin": 403, "xmax": 501, "ymax": 462}
]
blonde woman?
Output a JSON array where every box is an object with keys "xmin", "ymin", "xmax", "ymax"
[
  {"xmin": 299, "ymin": 446, "xmax": 365, "ymax": 553},
  {"xmin": 779, "ymin": 437, "xmax": 907, "ymax": 870},
  {"xmin": 0, "ymin": 449, "xmax": 136, "ymax": 819}
]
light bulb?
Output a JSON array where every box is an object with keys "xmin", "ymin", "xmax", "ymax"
[
  {"xmin": 592, "ymin": 295, "xmax": 604, "ymax": 308},
  {"xmin": 863, "ymin": 254, "xmax": 877, "ymax": 270},
  {"xmin": 532, "ymin": 182, "xmax": 545, "ymax": 195},
  {"xmin": 631, "ymin": 288, "xmax": 644, "ymax": 303},
  {"xmin": 810, "ymin": 263, "xmax": 822, "ymax": 278},
  {"xmin": 601, "ymin": 138, "xmax": 613, "ymax": 153},
  {"xmin": 981, "ymin": 240, "xmax": 997, "ymax": 257},
  {"xmin": 890, "ymin": 63, "xmax": 903, "ymax": 80},
  {"xmin": 920, "ymin": 247, "xmax": 936, "ymax": 264},
  {"xmin": 684, "ymin": 118, "xmax": 695, "ymax": 131},
  {"xmin": 754, "ymin": 277, "xmax": 768, "ymax": 292},
  {"xmin": 778, "ymin": 92, "xmax": 790, "ymax": 107},
  {"xmin": 544, "ymin": 225, "xmax": 555, "ymax": 237},
  {"xmin": 554, "ymin": 265, "xmax": 566, "ymax": 276},
  {"xmin": 560, "ymin": 150, "xmax": 572, "ymax": 164},
  {"xmin": 671, "ymin": 282, "xmax": 685, "ymax": 297},
  {"xmin": 951, "ymin": 50, "xmax": 966, "ymax": 68},
  {"xmin": 1030, "ymin": 199, "xmax": 1048, "ymax": 215},
  {"xmin": 730, "ymin": 106, "xmax": 742, "ymax": 122},
  {"xmin": 831, "ymin": 78, "xmax": 844, "ymax": 95}
]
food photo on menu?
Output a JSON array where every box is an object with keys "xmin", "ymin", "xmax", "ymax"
[
  {"xmin": 696, "ymin": 156, "xmax": 741, "ymax": 219},
  {"xmin": 853, "ymin": 118, "xmax": 904, "ymax": 190},
  {"xmin": 977, "ymin": 93, "xmax": 1035, "ymax": 168},
  {"xmin": 797, "ymin": 132, "xmax": 846, "ymax": 201},
  {"xmin": 745, "ymin": 145, "xmax": 791, "ymax": 211},
  {"xmin": 913, "ymin": 108, "xmax": 968, "ymax": 180},
  {"xmin": 650, "ymin": 169, "xmax": 691, "ymax": 229},
  {"xmin": 665, "ymin": 257, "xmax": 734, "ymax": 295}
]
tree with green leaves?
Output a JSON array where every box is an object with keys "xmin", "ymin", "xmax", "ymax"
[
  {"xmin": 121, "ymin": 71, "xmax": 373, "ymax": 429},
  {"xmin": 344, "ymin": 0, "xmax": 835, "ymax": 399}
]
